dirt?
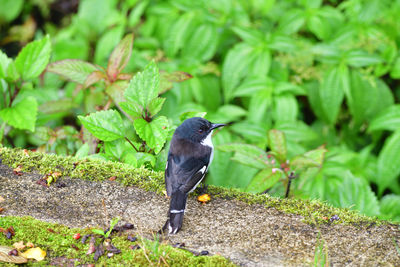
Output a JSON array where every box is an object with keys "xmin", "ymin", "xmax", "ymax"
[{"xmin": 0, "ymin": 163, "xmax": 399, "ymax": 266}]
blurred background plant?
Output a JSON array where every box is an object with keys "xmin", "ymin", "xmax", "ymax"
[{"xmin": 1, "ymin": 0, "xmax": 400, "ymax": 222}]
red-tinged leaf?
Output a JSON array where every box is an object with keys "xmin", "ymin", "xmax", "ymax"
[
  {"xmin": 107, "ymin": 34, "xmax": 134, "ymax": 82},
  {"xmin": 105, "ymin": 80, "xmax": 129, "ymax": 104},
  {"xmin": 117, "ymin": 73, "xmax": 132, "ymax": 80},
  {"xmin": 159, "ymin": 71, "xmax": 193, "ymax": 93},
  {"xmin": 303, "ymin": 145, "xmax": 327, "ymax": 165},
  {"xmin": 47, "ymin": 60, "xmax": 99, "ymax": 84},
  {"xmin": 268, "ymin": 129, "xmax": 287, "ymax": 163},
  {"xmin": 83, "ymin": 71, "xmax": 107, "ymax": 88}
]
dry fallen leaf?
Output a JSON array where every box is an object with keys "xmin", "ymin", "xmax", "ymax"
[
  {"xmin": 0, "ymin": 245, "xmax": 27, "ymax": 264},
  {"xmin": 13, "ymin": 166, "xmax": 23, "ymax": 176},
  {"xmin": 23, "ymin": 149, "xmax": 29, "ymax": 156},
  {"xmin": 0, "ymin": 196, "xmax": 4, "ymax": 203},
  {"xmin": 12, "ymin": 241, "xmax": 25, "ymax": 250},
  {"xmin": 52, "ymin": 172, "xmax": 62, "ymax": 178},
  {"xmin": 21, "ymin": 247, "xmax": 46, "ymax": 261},
  {"xmin": 197, "ymin": 194, "xmax": 211, "ymax": 204}
]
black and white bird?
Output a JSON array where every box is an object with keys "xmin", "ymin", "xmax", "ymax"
[{"xmin": 162, "ymin": 117, "xmax": 225, "ymax": 234}]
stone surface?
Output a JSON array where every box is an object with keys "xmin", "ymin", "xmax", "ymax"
[{"xmin": 0, "ymin": 163, "xmax": 399, "ymax": 266}]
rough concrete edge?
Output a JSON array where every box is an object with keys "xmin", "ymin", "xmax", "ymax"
[{"xmin": 0, "ymin": 146, "xmax": 386, "ymax": 226}]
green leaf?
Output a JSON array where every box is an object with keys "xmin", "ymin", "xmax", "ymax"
[
  {"xmin": 165, "ymin": 12, "xmax": 196, "ymax": 57},
  {"xmin": 278, "ymin": 9, "xmax": 305, "ymax": 34},
  {"xmin": 233, "ymin": 76, "xmax": 270, "ymax": 97},
  {"xmin": 120, "ymin": 101, "xmax": 143, "ymax": 119},
  {"xmin": 217, "ymin": 143, "xmax": 269, "ymax": 169},
  {"xmin": 229, "ymin": 121, "xmax": 269, "ymax": 144},
  {"xmin": 319, "ymin": 67, "xmax": 344, "ymax": 124},
  {"xmin": 75, "ymin": 143, "xmax": 90, "ymax": 159},
  {"xmin": 128, "ymin": 0, "xmax": 148, "ymax": 27},
  {"xmin": 230, "ymin": 152, "xmax": 270, "ymax": 169},
  {"xmin": 179, "ymin": 111, "xmax": 207, "ymax": 122},
  {"xmin": 107, "ymin": 34, "xmax": 134, "ymax": 80},
  {"xmin": 92, "ymin": 229, "xmax": 105, "ymax": 236},
  {"xmin": 247, "ymin": 90, "xmax": 272, "ymax": 123},
  {"xmin": 0, "ymin": 0, "xmax": 23, "ymax": 22},
  {"xmin": 345, "ymin": 50, "xmax": 383, "ymax": 67},
  {"xmin": 0, "ymin": 96, "xmax": 38, "ymax": 132},
  {"xmin": 249, "ymin": 48, "xmax": 271, "ymax": 77},
  {"xmin": 307, "ymin": 14, "xmax": 330, "ymax": 40},
  {"xmin": 15, "ymin": 35, "xmax": 51, "ymax": 80},
  {"xmin": 348, "ymin": 70, "xmax": 380, "ymax": 125},
  {"xmin": 245, "ymin": 168, "xmax": 282, "ymax": 193},
  {"xmin": 124, "ymin": 61, "xmax": 159, "ymax": 109},
  {"xmin": 104, "ymin": 139, "xmax": 130, "ymax": 161},
  {"xmin": 273, "ymin": 94, "xmax": 298, "ymax": 123},
  {"xmin": 268, "ymin": 129, "xmax": 287, "ymax": 163},
  {"xmin": 0, "ymin": 51, "xmax": 12, "ymax": 79},
  {"xmin": 47, "ymin": 60, "xmax": 99, "ymax": 84},
  {"xmin": 78, "ymin": 110, "xmax": 126, "ymax": 141},
  {"xmin": 147, "ymin": 98, "xmax": 166, "ymax": 117},
  {"xmin": 368, "ymin": 105, "xmax": 400, "ymax": 132},
  {"xmin": 377, "ymin": 130, "xmax": 400, "ymax": 195},
  {"xmin": 231, "ymin": 26, "xmax": 263, "ymax": 46},
  {"xmin": 207, "ymin": 105, "xmax": 247, "ymax": 123},
  {"xmin": 94, "ymin": 26, "xmax": 124, "ymax": 65},
  {"xmin": 135, "ymin": 152, "xmax": 156, "ymax": 167},
  {"xmin": 267, "ymin": 35, "xmax": 297, "ymax": 53},
  {"xmin": 222, "ymin": 43, "xmax": 254, "ymax": 102},
  {"xmin": 183, "ymin": 24, "xmax": 218, "ymax": 62},
  {"xmin": 290, "ymin": 146, "xmax": 327, "ymax": 172},
  {"xmin": 379, "ymin": 195, "xmax": 400, "ymax": 222},
  {"xmin": 290, "ymin": 156, "xmax": 320, "ymax": 172},
  {"xmin": 303, "ymin": 145, "xmax": 327, "ymax": 165},
  {"xmin": 275, "ymin": 121, "xmax": 318, "ymax": 143},
  {"xmin": 133, "ymin": 116, "xmax": 169, "ymax": 154},
  {"xmin": 390, "ymin": 56, "xmax": 400, "ymax": 79},
  {"xmin": 105, "ymin": 217, "xmax": 120, "ymax": 238},
  {"xmin": 328, "ymin": 173, "xmax": 380, "ymax": 217}
]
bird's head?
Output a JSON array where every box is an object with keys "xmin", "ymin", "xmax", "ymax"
[{"xmin": 175, "ymin": 117, "xmax": 225, "ymax": 144}]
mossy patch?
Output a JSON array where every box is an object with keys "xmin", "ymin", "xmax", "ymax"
[
  {"xmin": 0, "ymin": 147, "xmax": 383, "ymax": 225},
  {"xmin": 0, "ymin": 216, "xmax": 234, "ymax": 266}
]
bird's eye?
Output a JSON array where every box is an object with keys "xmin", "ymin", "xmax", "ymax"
[{"xmin": 198, "ymin": 129, "xmax": 204, "ymax": 133}]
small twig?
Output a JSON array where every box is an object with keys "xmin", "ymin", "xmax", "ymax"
[
  {"xmin": 125, "ymin": 137, "xmax": 138, "ymax": 152},
  {"xmin": 9, "ymin": 84, "xmax": 20, "ymax": 107},
  {"xmin": 103, "ymin": 98, "xmax": 112, "ymax": 110},
  {"xmin": 1, "ymin": 89, "xmax": 7, "ymax": 108},
  {"xmin": 285, "ymin": 172, "xmax": 297, "ymax": 198}
]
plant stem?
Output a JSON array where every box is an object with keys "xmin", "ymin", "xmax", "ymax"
[
  {"xmin": 125, "ymin": 137, "xmax": 138, "ymax": 152},
  {"xmin": 0, "ymin": 122, "xmax": 6, "ymax": 144}
]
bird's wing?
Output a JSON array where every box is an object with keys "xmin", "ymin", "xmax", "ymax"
[{"xmin": 165, "ymin": 152, "xmax": 210, "ymax": 196}]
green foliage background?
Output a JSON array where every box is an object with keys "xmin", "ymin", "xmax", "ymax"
[{"xmin": 1, "ymin": 0, "xmax": 400, "ymax": 222}]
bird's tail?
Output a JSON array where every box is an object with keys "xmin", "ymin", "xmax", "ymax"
[{"xmin": 162, "ymin": 190, "xmax": 187, "ymax": 234}]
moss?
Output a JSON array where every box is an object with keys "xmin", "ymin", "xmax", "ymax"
[
  {"xmin": 0, "ymin": 216, "xmax": 234, "ymax": 266},
  {"xmin": 0, "ymin": 147, "xmax": 383, "ymax": 226}
]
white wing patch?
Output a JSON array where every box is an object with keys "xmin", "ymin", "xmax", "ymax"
[{"xmin": 188, "ymin": 166, "xmax": 207, "ymax": 193}]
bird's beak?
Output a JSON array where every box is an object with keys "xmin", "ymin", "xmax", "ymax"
[{"xmin": 210, "ymin": 123, "xmax": 226, "ymax": 130}]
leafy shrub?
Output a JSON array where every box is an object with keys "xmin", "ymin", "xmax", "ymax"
[{"xmin": 1, "ymin": 0, "xmax": 400, "ymax": 222}]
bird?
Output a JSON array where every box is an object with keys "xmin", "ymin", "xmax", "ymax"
[{"xmin": 161, "ymin": 117, "xmax": 225, "ymax": 234}]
